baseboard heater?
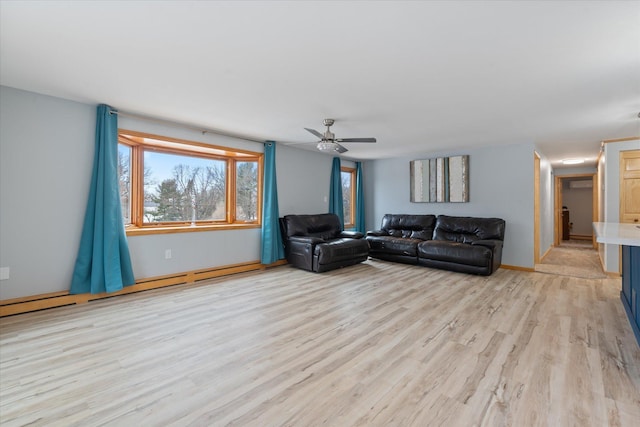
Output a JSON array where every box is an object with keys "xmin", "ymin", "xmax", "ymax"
[{"xmin": 0, "ymin": 260, "xmax": 287, "ymax": 317}]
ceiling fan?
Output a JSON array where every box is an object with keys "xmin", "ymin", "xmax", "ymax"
[{"xmin": 304, "ymin": 118, "xmax": 376, "ymax": 154}]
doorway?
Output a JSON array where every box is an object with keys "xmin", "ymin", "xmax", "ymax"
[
  {"xmin": 535, "ymin": 172, "xmax": 604, "ymax": 279},
  {"xmin": 554, "ymin": 173, "xmax": 597, "ymax": 248}
]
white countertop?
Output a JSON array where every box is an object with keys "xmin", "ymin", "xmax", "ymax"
[{"xmin": 593, "ymin": 222, "xmax": 640, "ymax": 246}]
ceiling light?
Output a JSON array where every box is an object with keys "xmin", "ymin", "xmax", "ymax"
[
  {"xmin": 562, "ymin": 158, "xmax": 584, "ymax": 165},
  {"xmin": 317, "ymin": 142, "xmax": 337, "ymax": 152}
]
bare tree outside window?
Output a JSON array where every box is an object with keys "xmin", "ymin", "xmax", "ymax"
[
  {"xmin": 144, "ymin": 153, "xmax": 226, "ymax": 223},
  {"xmin": 341, "ymin": 169, "xmax": 354, "ymax": 227},
  {"xmin": 118, "ymin": 144, "xmax": 131, "ymax": 224},
  {"xmin": 236, "ymin": 161, "xmax": 258, "ymax": 221},
  {"xmin": 117, "ymin": 131, "xmax": 261, "ymax": 231}
]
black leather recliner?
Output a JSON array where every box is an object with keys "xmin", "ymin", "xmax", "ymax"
[
  {"xmin": 280, "ymin": 213, "xmax": 370, "ymax": 273},
  {"xmin": 365, "ymin": 214, "xmax": 437, "ymax": 264}
]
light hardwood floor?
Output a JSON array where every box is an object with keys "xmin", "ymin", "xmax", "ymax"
[
  {"xmin": 1, "ymin": 260, "xmax": 639, "ymax": 426},
  {"xmin": 535, "ymin": 244, "xmax": 606, "ymax": 279}
]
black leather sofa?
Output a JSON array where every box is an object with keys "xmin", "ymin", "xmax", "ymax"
[
  {"xmin": 366, "ymin": 214, "xmax": 505, "ymax": 275},
  {"xmin": 280, "ymin": 213, "xmax": 370, "ymax": 273}
]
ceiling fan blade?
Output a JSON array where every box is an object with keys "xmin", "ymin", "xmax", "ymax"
[
  {"xmin": 335, "ymin": 137, "xmax": 377, "ymax": 143},
  {"xmin": 335, "ymin": 143, "xmax": 348, "ymax": 153},
  {"xmin": 304, "ymin": 128, "xmax": 324, "ymax": 139}
]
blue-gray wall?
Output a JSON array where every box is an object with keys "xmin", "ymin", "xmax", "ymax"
[
  {"xmin": 276, "ymin": 144, "xmax": 333, "ymax": 215},
  {"xmin": 1, "ymin": 86, "xmax": 94, "ymax": 299},
  {"xmin": 537, "ymin": 153, "xmax": 554, "ymax": 259}
]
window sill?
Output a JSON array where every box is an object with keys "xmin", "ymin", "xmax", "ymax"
[{"xmin": 125, "ymin": 223, "xmax": 260, "ymax": 236}]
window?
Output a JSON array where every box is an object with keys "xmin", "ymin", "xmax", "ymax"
[
  {"xmin": 118, "ymin": 144, "xmax": 132, "ymax": 225},
  {"xmin": 341, "ymin": 167, "xmax": 356, "ymax": 228},
  {"xmin": 236, "ymin": 161, "xmax": 259, "ymax": 221},
  {"xmin": 118, "ymin": 130, "xmax": 262, "ymax": 235}
]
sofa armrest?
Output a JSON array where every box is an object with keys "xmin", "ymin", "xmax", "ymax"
[
  {"xmin": 471, "ymin": 239, "xmax": 503, "ymax": 250},
  {"xmin": 366, "ymin": 230, "xmax": 386, "ymax": 237},
  {"xmin": 340, "ymin": 231, "xmax": 364, "ymax": 239},
  {"xmin": 289, "ymin": 236, "xmax": 325, "ymax": 245},
  {"xmin": 472, "ymin": 239, "xmax": 504, "ymax": 273},
  {"xmin": 285, "ymin": 236, "xmax": 322, "ymax": 272}
]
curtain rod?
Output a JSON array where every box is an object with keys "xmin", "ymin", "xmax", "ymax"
[{"xmin": 109, "ymin": 109, "xmax": 266, "ymax": 144}]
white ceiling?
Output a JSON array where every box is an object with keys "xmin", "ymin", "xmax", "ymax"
[{"xmin": 1, "ymin": 1, "xmax": 639, "ymax": 166}]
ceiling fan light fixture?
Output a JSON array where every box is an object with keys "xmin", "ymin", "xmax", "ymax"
[
  {"xmin": 306, "ymin": 119, "xmax": 376, "ymax": 154},
  {"xmin": 317, "ymin": 141, "xmax": 337, "ymax": 152}
]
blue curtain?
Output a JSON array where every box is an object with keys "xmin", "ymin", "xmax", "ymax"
[
  {"xmin": 329, "ymin": 156, "xmax": 344, "ymax": 229},
  {"xmin": 261, "ymin": 141, "xmax": 285, "ymax": 264},
  {"xmin": 355, "ymin": 161, "xmax": 365, "ymax": 233},
  {"xmin": 70, "ymin": 105, "xmax": 135, "ymax": 294}
]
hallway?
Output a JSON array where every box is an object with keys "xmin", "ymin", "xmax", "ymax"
[{"xmin": 535, "ymin": 240, "xmax": 607, "ymax": 279}]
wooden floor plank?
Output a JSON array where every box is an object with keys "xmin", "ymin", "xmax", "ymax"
[{"xmin": 1, "ymin": 260, "xmax": 639, "ymax": 426}]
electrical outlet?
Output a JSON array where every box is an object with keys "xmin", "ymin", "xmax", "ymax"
[
  {"xmin": 165, "ymin": 249, "xmax": 172, "ymax": 259},
  {"xmin": 0, "ymin": 267, "xmax": 10, "ymax": 280}
]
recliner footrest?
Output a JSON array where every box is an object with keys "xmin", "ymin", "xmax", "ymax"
[
  {"xmin": 315, "ymin": 238, "xmax": 370, "ymax": 264},
  {"xmin": 418, "ymin": 241, "xmax": 492, "ymax": 268}
]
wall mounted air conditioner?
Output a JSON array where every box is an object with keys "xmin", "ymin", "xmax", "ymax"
[{"xmin": 569, "ymin": 180, "xmax": 593, "ymax": 189}]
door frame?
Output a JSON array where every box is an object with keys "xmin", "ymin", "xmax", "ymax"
[
  {"xmin": 534, "ymin": 152, "xmax": 540, "ymax": 263},
  {"xmin": 554, "ymin": 173, "xmax": 598, "ymax": 248},
  {"xmin": 619, "ymin": 149, "xmax": 640, "ymax": 224}
]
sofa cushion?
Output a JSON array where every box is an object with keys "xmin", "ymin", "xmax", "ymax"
[
  {"xmin": 283, "ymin": 214, "xmax": 341, "ymax": 240},
  {"xmin": 418, "ymin": 240, "xmax": 492, "ymax": 267},
  {"xmin": 379, "ymin": 214, "xmax": 436, "ymax": 240},
  {"xmin": 433, "ymin": 215, "xmax": 505, "ymax": 243}
]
